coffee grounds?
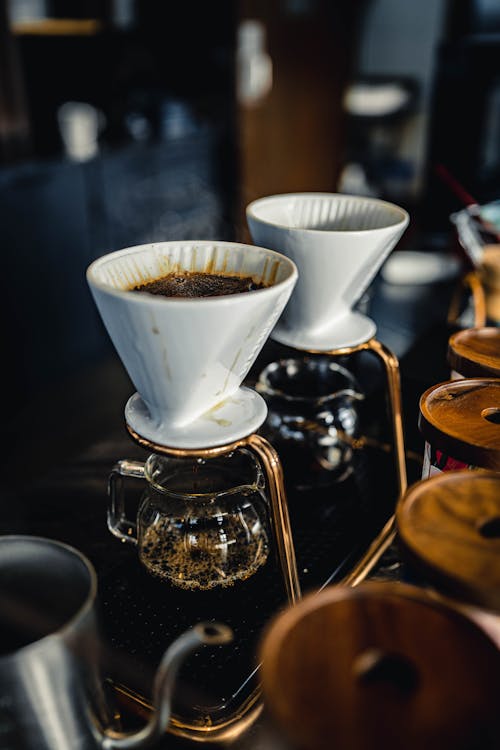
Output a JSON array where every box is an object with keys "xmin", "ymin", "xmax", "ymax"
[
  {"xmin": 139, "ymin": 517, "xmax": 269, "ymax": 590},
  {"xmin": 133, "ymin": 272, "xmax": 265, "ymax": 298}
]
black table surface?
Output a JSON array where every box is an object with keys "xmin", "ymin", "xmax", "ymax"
[{"xmin": 1, "ymin": 275, "xmax": 458, "ymax": 749}]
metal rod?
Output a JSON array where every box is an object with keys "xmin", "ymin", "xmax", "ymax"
[
  {"xmin": 365, "ymin": 338, "xmax": 407, "ymax": 499},
  {"xmin": 246, "ymin": 433, "xmax": 301, "ymax": 605},
  {"xmin": 339, "ymin": 338, "xmax": 406, "ymax": 585},
  {"xmin": 447, "ymin": 270, "xmax": 486, "ymax": 328},
  {"xmin": 302, "ymin": 337, "xmax": 407, "ymax": 586}
]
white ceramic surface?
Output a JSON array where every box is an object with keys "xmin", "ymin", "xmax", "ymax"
[
  {"xmin": 87, "ymin": 241, "xmax": 297, "ymax": 437},
  {"xmin": 247, "ymin": 193, "xmax": 409, "ymax": 350},
  {"xmin": 125, "ymin": 387, "xmax": 267, "ymax": 449}
]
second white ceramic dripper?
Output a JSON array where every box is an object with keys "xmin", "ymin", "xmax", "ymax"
[{"xmin": 247, "ymin": 193, "xmax": 409, "ymax": 350}]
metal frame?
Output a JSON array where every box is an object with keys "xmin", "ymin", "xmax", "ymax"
[
  {"xmin": 300, "ymin": 337, "xmax": 408, "ymax": 586},
  {"xmin": 117, "ymin": 335, "xmax": 406, "ymax": 739},
  {"xmin": 447, "ymin": 270, "xmax": 486, "ymax": 328}
]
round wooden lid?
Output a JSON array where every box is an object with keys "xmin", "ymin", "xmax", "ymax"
[
  {"xmin": 448, "ymin": 327, "xmax": 500, "ymax": 378},
  {"xmin": 418, "ymin": 378, "xmax": 500, "ymax": 469},
  {"xmin": 397, "ymin": 471, "xmax": 500, "ymax": 611},
  {"xmin": 260, "ymin": 582, "xmax": 500, "ymax": 750}
]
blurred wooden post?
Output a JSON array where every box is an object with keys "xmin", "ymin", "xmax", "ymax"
[{"xmin": 237, "ymin": 0, "xmax": 363, "ymax": 239}]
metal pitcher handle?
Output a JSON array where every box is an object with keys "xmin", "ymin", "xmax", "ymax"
[
  {"xmin": 108, "ymin": 460, "xmax": 146, "ymax": 545},
  {"xmin": 101, "ymin": 623, "xmax": 233, "ymax": 749}
]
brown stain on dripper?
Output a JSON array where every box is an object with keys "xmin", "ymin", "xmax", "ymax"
[
  {"xmin": 203, "ymin": 245, "xmax": 217, "ymax": 274},
  {"xmin": 203, "ymin": 400, "xmax": 232, "ymax": 428},
  {"xmin": 190, "ymin": 247, "xmax": 198, "ymax": 273},
  {"xmin": 269, "ymin": 260, "xmax": 280, "ymax": 286},
  {"xmin": 158, "ymin": 252, "xmax": 172, "ymax": 277},
  {"xmin": 131, "ymin": 258, "xmax": 147, "ymax": 286},
  {"xmin": 261, "ymin": 258, "xmax": 269, "ymax": 285},
  {"xmin": 221, "ymin": 348, "xmax": 243, "ymax": 394}
]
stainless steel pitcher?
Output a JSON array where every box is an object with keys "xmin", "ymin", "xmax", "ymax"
[{"xmin": 0, "ymin": 536, "xmax": 231, "ymax": 749}]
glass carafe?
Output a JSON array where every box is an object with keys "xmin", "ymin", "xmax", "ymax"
[
  {"xmin": 108, "ymin": 449, "xmax": 270, "ymax": 591},
  {"xmin": 256, "ymin": 357, "xmax": 364, "ymax": 487}
]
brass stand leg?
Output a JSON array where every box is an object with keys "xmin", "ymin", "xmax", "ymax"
[
  {"xmin": 340, "ymin": 338, "xmax": 407, "ymax": 586},
  {"xmin": 341, "ymin": 515, "xmax": 396, "ymax": 587},
  {"xmin": 447, "ymin": 270, "xmax": 486, "ymax": 327},
  {"xmin": 366, "ymin": 339, "xmax": 407, "ymax": 499},
  {"xmin": 247, "ymin": 433, "xmax": 302, "ymax": 604}
]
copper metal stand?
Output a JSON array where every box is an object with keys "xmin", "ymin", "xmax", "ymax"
[
  {"xmin": 117, "ymin": 335, "xmax": 405, "ymax": 737},
  {"xmin": 301, "ymin": 337, "xmax": 408, "ymax": 587},
  {"xmin": 447, "ymin": 270, "xmax": 486, "ymax": 327},
  {"xmin": 121, "ymin": 425, "xmax": 301, "ymax": 742}
]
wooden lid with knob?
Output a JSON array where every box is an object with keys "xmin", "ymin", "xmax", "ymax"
[
  {"xmin": 418, "ymin": 378, "xmax": 500, "ymax": 470},
  {"xmin": 397, "ymin": 471, "xmax": 500, "ymax": 611},
  {"xmin": 260, "ymin": 582, "xmax": 500, "ymax": 750},
  {"xmin": 447, "ymin": 327, "xmax": 500, "ymax": 378}
]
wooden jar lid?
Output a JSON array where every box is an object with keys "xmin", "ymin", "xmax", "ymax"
[
  {"xmin": 260, "ymin": 582, "xmax": 500, "ymax": 750},
  {"xmin": 448, "ymin": 327, "xmax": 500, "ymax": 378},
  {"xmin": 397, "ymin": 471, "xmax": 500, "ymax": 611},
  {"xmin": 418, "ymin": 379, "xmax": 500, "ymax": 469}
]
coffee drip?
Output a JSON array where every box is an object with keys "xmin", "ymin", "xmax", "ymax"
[{"xmin": 88, "ymin": 240, "xmax": 300, "ymax": 598}]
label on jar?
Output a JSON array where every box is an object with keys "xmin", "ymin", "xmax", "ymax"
[{"xmin": 422, "ymin": 441, "xmax": 475, "ymax": 478}]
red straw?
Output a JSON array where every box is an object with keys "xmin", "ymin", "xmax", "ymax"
[{"xmin": 434, "ymin": 163, "xmax": 477, "ymax": 207}]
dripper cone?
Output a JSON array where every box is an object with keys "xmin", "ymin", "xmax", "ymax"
[
  {"xmin": 87, "ymin": 241, "xmax": 297, "ymax": 445},
  {"xmin": 247, "ymin": 193, "xmax": 408, "ymax": 350}
]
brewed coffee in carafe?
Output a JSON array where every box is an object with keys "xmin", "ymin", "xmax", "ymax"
[{"xmin": 110, "ymin": 450, "xmax": 270, "ymax": 591}]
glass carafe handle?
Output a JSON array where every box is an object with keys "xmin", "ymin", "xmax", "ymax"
[{"xmin": 108, "ymin": 460, "xmax": 145, "ymax": 544}]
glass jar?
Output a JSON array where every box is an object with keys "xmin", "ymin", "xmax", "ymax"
[
  {"xmin": 447, "ymin": 326, "xmax": 500, "ymax": 379},
  {"xmin": 259, "ymin": 581, "xmax": 500, "ymax": 750},
  {"xmin": 256, "ymin": 357, "xmax": 364, "ymax": 488},
  {"xmin": 418, "ymin": 378, "xmax": 500, "ymax": 477},
  {"xmin": 108, "ymin": 449, "xmax": 270, "ymax": 591},
  {"xmin": 397, "ymin": 470, "xmax": 500, "ymax": 648}
]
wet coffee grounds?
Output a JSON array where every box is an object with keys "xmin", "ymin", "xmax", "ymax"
[{"xmin": 133, "ymin": 272, "xmax": 265, "ymax": 298}]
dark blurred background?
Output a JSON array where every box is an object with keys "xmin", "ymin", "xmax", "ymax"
[{"xmin": 2, "ymin": 0, "xmax": 499, "ymax": 419}]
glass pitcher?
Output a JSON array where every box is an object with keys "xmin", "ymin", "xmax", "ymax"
[
  {"xmin": 108, "ymin": 449, "xmax": 270, "ymax": 590},
  {"xmin": 256, "ymin": 357, "xmax": 364, "ymax": 488}
]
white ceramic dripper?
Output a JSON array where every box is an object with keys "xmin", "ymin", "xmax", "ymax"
[
  {"xmin": 87, "ymin": 241, "xmax": 297, "ymax": 448},
  {"xmin": 247, "ymin": 193, "xmax": 409, "ymax": 350}
]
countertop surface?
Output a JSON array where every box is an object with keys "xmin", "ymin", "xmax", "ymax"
[{"xmin": 1, "ymin": 272, "xmax": 461, "ymax": 749}]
